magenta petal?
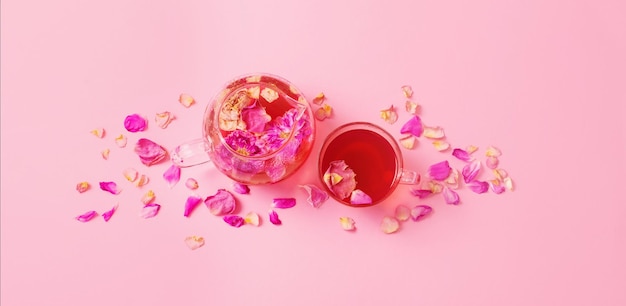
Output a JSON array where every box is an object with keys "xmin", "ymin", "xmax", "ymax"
[
  {"xmin": 76, "ymin": 210, "xmax": 98, "ymax": 222},
  {"xmin": 298, "ymin": 184, "xmax": 329, "ymax": 208},
  {"xmin": 400, "ymin": 115, "xmax": 423, "ymax": 137},
  {"xmin": 410, "ymin": 189, "xmax": 433, "ymax": 198},
  {"xmin": 269, "ymin": 210, "xmax": 282, "ymax": 225},
  {"xmin": 323, "ymin": 160, "xmax": 357, "ymax": 200},
  {"xmin": 183, "ymin": 195, "xmax": 203, "ymax": 217},
  {"xmin": 99, "ymin": 181, "xmax": 120, "ymax": 195},
  {"xmin": 272, "ymin": 198, "xmax": 296, "ymax": 209},
  {"xmin": 124, "ymin": 114, "xmax": 147, "ymax": 132},
  {"xmin": 452, "ymin": 148, "xmax": 472, "ymax": 162},
  {"xmin": 233, "ymin": 182, "xmax": 250, "ymax": 194},
  {"xmin": 163, "ymin": 164, "xmax": 181, "ymax": 188},
  {"xmin": 350, "ymin": 189, "xmax": 373, "ymax": 205},
  {"xmin": 134, "ymin": 138, "xmax": 168, "ymax": 166},
  {"xmin": 102, "ymin": 205, "xmax": 117, "ymax": 222},
  {"xmin": 443, "ymin": 187, "xmax": 460, "ymax": 205},
  {"xmin": 410, "ymin": 205, "xmax": 433, "ymax": 221},
  {"xmin": 204, "ymin": 189, "xmax": 236, "ymax": 216},
  {"xmin": 241, "ymin": 101, "xmax": 271, "ymax": 133},
  {"xmin": 462, "ymin": 160, "xmax": 481, "ymax": 183},
  {"xmin": 490, "ymin": 181, "xmax": 506, "ymax": 194},
  {"xmin": 140, "ymin": 203, "xmax": 161, "ymax": 218},
  {"xmin": 428, "ymin": 160, "xmax": 452, "ymax": 181},
  {"xmin": 223, "ymin": 215, "xmax": 245, "ymax": 227},
  {"xmin": 467, "ymin": 181, "xmax": 489, "ymax": 194}
]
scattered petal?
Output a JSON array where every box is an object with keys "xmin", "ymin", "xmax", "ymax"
[
  {"xmin": 395, "ymin": 205, "xmax": 411, "ymax": 221},
  {"xmin": 411, "ymin": 205, "xmax": 433, "ymax": 221},
  {"xmin": 427, "ymin": 180, "xmax": 443, "ymax": 193},
  {"xmin": 323, "ymin": 160, "xmax": 357, "ymax": 200},
  {"xmin": 134, "ymin": 138, "xmax": 168, "ymax": 166},
  {"xmin": 445, "ymin": 168, "xmax": 460, "ymax": 189},
  {"xmin": 462, "ymin": 160, "xmax": 481, "ymax": 183},
  {"xmin": 298, "ymin": 184, "xmax": 329, "ymax": 208},
  {"xmin": 184, "ymin": 236, "xmax": 205, "ymax": 250},
  {"xmin": 244, "ymin": 212, "xmax": 260, "ymax": 226},
  {"xmin": 184, "ymin": 195, "xmax": 203, "ymax": 217},
  {"xmin": 422, "ymin": 126, "xmax": 445, "ymax": 139},
  {"xmin": 141, "ymin": 190, "xmax": 156, "ymax": 204},
  {"xmin": 124, "ymin": 114, "xmax": 147, "ymax": 133},
  {"xmin": 350, "ymin": 189, "xmax": 372, "ymax": 205},
  {"xmin": 268, "ymin": 210, "xmax": 282, "ymax": 225},
  {"xmin": 399, "ymin": 135, "xmax": 417, "ymax": 149},
  {"xmin": 380, "ymin": 105, "xmax": 398, "ymax": 124},
  {"xmin": 405, "ymin": 100, "xmax": 420, "ymax": 115},
  {"xmin": 272, "ymin": 198, "xmax": 296, "ymax": 209},
  {"xmin": 102, "ymin": 205, "xmax": 118, "ymax": 222},
  {"xmin": 452, "ymin": 148, "xmax": 473, "ymax": 162},
  {"xmin": 155, "ymin": 111, "xmax": 175, "ymax": 129},
  {"xmin": 428, "ymin": 160, "xmax": 452, "ymax": 181},
  {"xmin": 223, "ymin": 215, "xmax": 245, "ymax": 228},
  {"xmin": 467, "ymin": 181, "xmax": 489, "ymax": 194},
  {"xmin": 260, "ymin": 88, "xmax": 279, "ymax": 102},
  {"xmin": 503, "ymin": 177, "xmax": 514, "ymax": 191},
  {"xmin": 443, "ymin": 187, "xmax": 460, "ymax": 205},
  {"xmin": 99, "ymin": 181, "xmax": 120, "ymax": 195},
  {"xmin": 115, "ymin": 134, "xmax": 127, "ymax": 148},
  {"xmin": 410, "ymin": 189, "xmax": 433, "ymax": 198},
  {"xmin": 486, "ymin": 146, "xmax": 502, "ymax": 157},
  {"xmin": 314, "ymin": 104, "xmax": 332, "ymax": 121},
  {"xmin": 312, "ymin": 92, "xmax": 326, "ymax": 105},
  {"xmin": 247, "ymin": 86, "xmax": 260, "ymax": 99},
  {"xmin": 101, "ymin": 149, "xmax": 110, "ymax": 160},
  {"xmin": 486, "ymin": 156, "xmax": 499, "ymax": 169},
  {"xmin": 204, "ymin": 189, "xmax": 236, "ymax": 216},
  {"xmin": 493, "ymin": 169, "xmax": 509, "ymax": 181},
  {"xmin": 185, "ymin": 178, "xmax": 199, "ymax": 190},
  {"xmin": 90, "ymin": 128, "xmax": 105, "ymax": 138},
  {"xmin": 163, "ymin": 164, "xmax": 181, "ymax": 188},
  {"xmin": 401, "ymin": 85, "xmax": 413, "ymax": 98},
  {"xmin": 339, "ymin": 217, "xmax": 356, "ymax": 231},
  {"xmin": 489, "ymin": 180, "xmax": 506, "ymax": 194},
  {"xmin": 432, "ymin": 140, "xmax": 450, "ymax": 151},
  {"xmin": 123, "ymin": 168, "xmax": 138, "ymax": 182},
  {"xmin": 400, "ymin": 115, "xmax": 423, "ymax": 137},
  {"xmin": 76, "ymin": 182, "xmax": 90, "ymax": 193},
  {"xmin": 380, "ymin": 216, "xmax": 400, "ymax": 234},
  {"xmin": 135, "ymin": 175, "xmax": 150, "ymax": 187},
  {"xmin": 179, "ymin": 93, "xmax": 196, "ymax": 108},
  {"xmin": 241, "ymin": 101, "xmax": 271, "ymax": 133},
  {"xmin": 466, "ymin": 145, "xmax": 479, "ymax": 154},
  {"xmin": 76, "ymin": 210, "xmax": 98, "ymax": 222},
  {"xmin": 140, "ymin": 203, "xmax": 161, "ymax": 219},
  {"xmin": 232, "ymin": 182, "xmax": 250, "ymax": 194}
]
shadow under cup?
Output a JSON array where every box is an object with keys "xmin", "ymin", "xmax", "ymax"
[{"xmin": 318, "ymin": 122, "xmax": 409, "ymax": 206}]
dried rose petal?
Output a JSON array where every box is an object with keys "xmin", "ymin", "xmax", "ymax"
[
  {"xmin": 233, "ymin": 182, "xmax": 250, "ymax": 194},
  {"xmin": 312, "ymin": 92, "xmax": 326, "ymax": 105},
  {"xmin": 493, "ymin": 169, "xmax": 509, "ymax": 181},
  {"xmin": 183, "ymin": 195, "xmax": 203, "ymax": 217},
  {"xmin": 410, "ymin": 189, "xmax": 432, "ymax": 198},
  {"xmin": 399, "ymin": 135, "xmax": 417, "ymax": 149},
  {"xmin": 486, "ymin": 156, "xmax": 499, "ymax": 169},
  {"xmin": 503, "ymin": 177, "xmax": 514, "ymax": 191},
  {"xmin": 135, "ymin": 175, "xmax": 149, "ymax": 187},
  {"xmin": 90, "ymin": 128, "xmax": 105, "ymax": 138},
  {"xmin": 247, "ymin": 86, "xmax": 260, "ymax": 99},
  {"xmin": 99, "ymin": 181, "xmax": 120, "ymax": 195},
  {"xmin": 423, "ymin": 126, "xmax": 445, "ymax": 139},
  {"xmin": 140, "ymin": 203, "xmax": 161, "ymax": 219},
  {"xmin": 400, "ymin": 115, "xmax": 423, "ymax": 137},
  {"xmin": 427, "ymin": 180, "xmax": 443, "ymax": 193},
  {"xmin": 76, "ymin": 182, "xmax": 90, "ymax": 193},
  {"xmin": 323, "ymin": 160, "xmax": 357, "ymax": 200},
  {"xmin": 124, "ymin": 114, "xmax": 147, "ymax": 133},
  {"xmin": 102, "ymin": 205, "xmax": 118, "ymax": 222},
  {"xmin": 380, "ymin": 216, "xmax": 400, "ymax": 234},
  {"xmin": 467, "ymin": 181, "xmax": 489, "ymax": 194},
  {"xmin": 411, "ymin": 205, "xmax": 433, "ymax": 221},
  {"xmin": 314, "ymin": 104, "xmax": 332, "ymax": 121},
  {"xmin": 405, "ymin": 101, "xmax": 419, "ymax": 115},
  {"xmin": 272, "ymin": 198, "xmax": 296, "ymax": 209},
  {"xmin": 428, "ymin": 160, "xmax": 452, "ymax": 181},
  {"xmin": 115, "ymin": 134, "xmax": 127, "ymax": 148},
  {"xmin": 76, "ymin": 210, "xmax": 98, "ymax": 222},
  {"xmin": 244, "ymin": 212, "xmax": 260, "ymax": 226},
  {"xmin": 489, "ymin": 180, "xmax": 506, "ymax": 194},
  {"xmin": 260, "ymin": 88, "xmax": 279, "ymax": 102},
  {"xmin": 486, "ymin": 146, "xmax": 502, "ymax": 157},
  {"xmin": 432, "ymin": 140, "xmax": 450, "ymax": 151},
  {"xmin": 134, "ymin": 138, "xmax": 168, "ymax": 166},
  {"xmin": 443, "ymin": 187, "xmax": 460, "ymax": 205},
  {"xmin": 241, "ymin": 101, "xmax": 271, "ymax": 133},
  {"xmin": 380, "ymin": 105, "xmax": 398, "ymax": 124},
  {"xmin": 101, "ymin": 149, "xmax": 110, "ymax": 160},
  {"xmin": 462, "ymin": 160, "xmax": 481, "ymax": 183},
  {"xmin": 141, "ymin": 190, "xmax": 155, "ymax": 204},
  {"xmin": 452, "ymin": 148, "xmax": 473, "ymax": 162},
  {"xmin": 223, "ymin": 215, "xmax": 245, "ymax": 227},
  {"xmin": 350, "ymin": 190, "xmax": 372, "ymax": 205},
  {"xmin": 155, "ymin": 111, "xmax": 175, "ymax": 129},
  {"xmin": 445, "ymin": 168, "xmax": 460, "ymax": 189},
  {"xmin": 185, "ymin": 178, "xmax": 199, "ymax": 190},
  {"xmin": 205, "ymin": 189, "xmax": 236, "ymax": 216},
  {"xmin": 395, "ymin": 205, "xmax": 411, "ymax": 221},
  {"xmin": 184, "ymin": 236, "xmax": 205, "ymax": 250},
  {"xmin": 401, "ymin": 85, "xmax": 413, "ymax": 98},
  {"xmin": 339, "ymin": 217, "xmax": 356, "ymax": 231},
  {"xmin": 268, "ymin": 210, "xmax": 282, "ymax": 225},
  {"xmin": 466, "ymin": 145, "xmax": 479, "ymax": 154},
  {"xmin": 163, "ymin": 164, "xmax": 181, "ymax": 188},
  {"xmin": 123, "ymin": 168, "xmax": 138, "ymax": 182},
  {"xmin": 298, "ymin": 184, "xmax": 329, "ymax": 208},
  {"xmin": 179, "ymin": 93, "xmax": 195, "ymax": 108}
]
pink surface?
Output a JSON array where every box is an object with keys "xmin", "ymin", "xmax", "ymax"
[{"xmin": 2, "ymin": 0, "xmax": 625, "ymax": 305}]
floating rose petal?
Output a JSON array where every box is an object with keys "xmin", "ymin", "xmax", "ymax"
[
  {"xmin": 223, "ymin": 215, "xmax": 245, "ymax": 228},
  {"xmin": 452, "ymin": 148, "xmax": 473, "ymax": 162},
  {"xmin": 401, "ymin": 85, "xmax": 413, "ymax": 98},
  {"xmin": 380, "ymin": 105, "xmax": 398, "ymax": 124},
  {"xmin": 101, "ymin": 149, "xmax": 110, "ymax": 160},
  {"xmin": 445, "ymin": 168, "xmax": 460, "ymax": 189},
  {"xmin": 232, "ymin": 182, "xmax": 250, "ymax": 194},
  {"xmin": 428, "ymin": 160, "xmax": 452, "ymax": 181},
  {"xmin": 272, "ymin": 198, "xmax": 296, "ymax": 209},
  {"xmin": 443, "ymin": 187, "xmax": 460, "ymax": 205},
  {"xmin": 486, "ymin": 156, "xmax": 499, "ymax": 169},
  {"xmin": 134, "ymin": 138, "xmax": 168, "ymax": 166},
  {"xmin": 76, "ymin": 210, "xmax": 98, "ymax": 222},
  {"xmin": 462, "ymin": 160, "xmax": 481, "ymax": 183},
  {"xmin": 410, "ymin": 189, "xmax": 432, "ymax": 198},
  {"xmin": 400, "ymin": 115, "xmax": 423, "ymax": 137},
  {"xmin": 141, "ymin": 190, "xmax": 155, "ymax": 204},
  {"xmin": 99, "ymin": 181, "xmax": 120, "ymax": 195},
  {"xmin": 466, "ymin": 145, "xmax": 479, "ymax": 154},
  {"xmin": 312, "ymin": 92, "xmax": 326, "ymax": 105},
  {"xmin": 298, "ymin": 184, "xmax": 329, "ymax": 208},
  {"xmin": 260, "ymin": 88, "xmax": 279, "ymax": 102},
  {"xmin": 124, "ymin": 114, "xmax": 147, "ymax": 133},
  {"xmin": 399, "ymin": 135, "xmax": 417, "ymax": 149},
  {"xmin": 405, "ymin": 101, "xmax": 419, "ymax": 115},
  {"xmin": 185, "ymin": 178, "xmax": 199, "ymax": 190},
  {"xmin": 467, "ymin": 181, "xmax": 489, "ymax": 194},
  {"xmin": 184, "ymin": 195, "xmax": 203, "ymax": 217},
  {"xmin": 427, "ymin": 180, "xmax": 443, "ymax": 193},
  {"xmin": 135, "ymin": 175, "xmax": 149, "ymax": 187},
  {"xmin": 184, "ymin": 236, "xmax": 205, "ymax": 250},
  {"xmin": 155, "ymin": 111, "xmax": 175, "ymax": 129},
  {"xmin": 102, "ymin": 205, "xmax": 118, "ymax": 222},
  {"xmin": 381, "ymin": 217, "xmax": 400, "ymax": 234},
  {"xmin": 246, "ymin": 75, "xmax": 261, "ymax": 83},
  {"xmin": 241, "ymin": 101, "xmax": 271, "ymax": 133},
  {"xmin": 432, "ymin": 140, "xmax": 450, "ymax": 151},
  {"xmin": 314, "ymin": 104, "xmax": 332, "ymax": 121},
  {"xmin": 115, "ymin": 134, "xmax": 127, "ymax": 148},
  {"xmin": 247, "ymin": 86, "xmax": 260, "ymax": 99},
  {"xmin": 123, "ymin": 168, "xmax": 138, "ymax": 182},
  {"xmin": 244, "ymin": 212, "xmax": 260, "ymax": 226},
  {"xmin": 339, "ymin": 217, "xmax": 356, "ymax": 231},
  {"xmin": 411, "ymin": 205, "xmax": 433, "ymax": 221},
  {"xmin": 205, "ymin": 189, "xmax": 236, "ymax": 216},
  {"xmin": 503, "ymin": 177, "xmax": 514, "ymax": 191},
  {"xmin": 269, "ymin": 210, "xmax": 282, "ymax": 225},
  {"xmin": 493, "ymin": 169, "xmax": 509, "ymax": 181},
  {"xmin": 76, "ymin": 182, "xmax": 90, "ymax": 193},
  {"xmin": 489, "ymin": 180, "xmax": 506, "ymax": 194},
  {"xmin": 179, "ymin": 93, "xmax": 195, "ymax": 108},
  {"xmin": 423, "ymin": 126, "xmax": 445, "ymax": 139},
  {"xmin": 163, "ymin": 164, "xmax": 181, "ymax": 188},
  {"xmin": 350, "ymin": 190, "xmax": 372, "ymax": 205},
  {"xmin": 395, "ymin": 205, "xmax": 411, "ymax": 221},
  {"xmin": 486, "ymin": 146, "xmax": 502, "ymax": 157},
  {"xmin": 323, "ymin": 160, "xmax": 357, "ymax": 200},
  {"xmin": 140, "ymin": 203, "xmax": 161, "ymax": 219},
  {"xmin": 90, "ymin": 128, "xmax": 105, "ymax": 138}
]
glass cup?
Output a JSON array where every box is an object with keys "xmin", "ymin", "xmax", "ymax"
[
  {"xmin": 318, "ymin": 122, "xmax": 418, "ymax": 206},
  {"xmin": 172, "ymin": 74, "xmax": 315, "ymax": 184}
]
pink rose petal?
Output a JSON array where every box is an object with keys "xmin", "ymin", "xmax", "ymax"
[
  {"xmin": 503, "ymin": 177, "xmax": 514, "ymax": 191},
  {"xmin": 163, "ymin": 164, "xmax": 181, "ymax": 188},
  {"xmin": 399, "ymin": 135, "xmax": 417, "ymax": 149},
  {"xmin": 204, "ymin": 189, "xmax": 236, "ymax": 216},
  {"xmin": 462, "ymin": 160, "xmax": 481, "ymax": 183},
  {"xmin": 400, "ymin": 115, "xmax": 423, "ymax": 137},
  {"xmin": 76, "ymin": 210, "xmax": 98, "ymax": 222},
  {"xmin": 486, "ymin": 156, "xmax": 499, "ymax": 169},
  {"xmin": 155, "ymin": 111, "xmax": 175, "ymax": 129},
  {"xmin": 466, "ymin": 145, "xmax": 479, "ymax": 154},
  {"xmin": 427, "ymin": 180, "xmax": 443, "ymax": 193},
  {"xmin": 223, "ymin": 215, "xmax": 245, "ymax": 228},
  {"xmin": 380, "ymin": 216, "xmax": 400, "ymax": 234},
  {"xmin": 101, "ymin": 148, "xmax": 110, "ymax": 160},
  {"xmin": 261, "ymin": 88, "xmax": 279, "ymax": 103},
  {"xmin": 445, "ymin": 168, "xmax": 460, "ymax": 189},
  {"xmin": 76, "ymin": 182, "xmax": 90, "ymax": 193},
  {"xmin": 115, "ymin": 134, "xmax": 127, "ymax": 148},
  {"xmin": 99, "ymin": 181, "xmax": 120, "ymax": 195},
  {"xmin": 323, "ymin": 160, "xmax": 357, "ymax": 200},
  {"xmin": 102, "ymin": 205, "xmax": 118, "ymax": 222},
  {"xmin": 241, "ymin": 101, "xmax": 271, "ymax": 133},
  {"xmin": 486, "ymin": 146, "xmax": 502, "ymax": 157},
  {"xmin": 428, "ymin": 160, "xmax": 452, "ymax": 181},
  {"xmin": 141, "ymin": 190, "xmax": 155, "ymax": 204},
  {"xmin": 123, "ymin": 168, "xmax": 138, "ymax": 182},
  {"xmin": 298, "ymin": 184, "xmax": 329, "ymax": 208},
  {"xmin": 272, "ymin": 198, "xmax": 296, "ymax": 209},
  {"xmin": 432, "ymin": 140, "xmax": 450, "ymax": 151},
  {"xmin": 244, "ymin": 212, "xmax": 260, "ymax": 226},
  {"xmin": 185, "ymin": 178, "xmax": 199, "ymax": 190},
  {"xmin": 395, "ymin": 205, "xmax": 411, "ymax": 221},
  {"xmin": 312, "ymin": 92, "xmax": 326, "ymax": 105},
  {"xmin": 350, "ymin": 189, "xmax": 372, "ymax": 205},
  {"xmin": 184, "ymin": 195, "xmax": 203, "ymax": 217},
  {"xmin": 233, "ymin": 182, "xmax": 250, "ymax": 194},
  {"xmin": 401, "ymin": 85, "xmax": 413, "ymax": 98},
  {"xmin": 410, "ymin": 189, "xmax": 433, "ymax": 198},
  {"xmin": 443, "ymin": 187, "xmax": 460, "ymax": 205},
  {"xmin": 134, "ymin": 138, "xmax": 168, "ymax": 166},
  {"xmin": 124, "ymin": 114, "xmax": 147, "ymax": 132},
  {"xmin": 269, "ymin": 210, "xmax": 282, "ymax": 225},
  {"xmin": 405, "ymin": 100, "xmax": 420, "ymax": 115},
  {"xmin": 134, "ymin": 174, "xmax": 149, "ymax": 187},
  {"xmin": 489, "ymin": 180, "xmax": 506, "ymax": 194},
  {"xmin": 184, "ymin": 236, "xmax": 205, "ymax": 250},
  {"xmin": 452, "ymin": 148, "xmax": 473, "ymax": 162},
  {"xmin": 339, "ymin": 217, "xmax": 356, "ymax": 231},
  {"xmin": 140, "ymin": 203, "xmax": 161, "ymax": 219},
  {"xmin": 179, "ymin": 93, "xmax": 196, "ymax": 108},
  {"xmin": 380, "ymin": 105, "xmax": 398, "ymax": 124},
  {"xmin": 90, "ymin": 128, "xmax": 105, "ymax": 138},
  {"xmin": 467, "ymin": 181, "xmax": 489, "ymax": 194},
  {"xmin": 410, "ymin": 205, "xmax": 433, "ymax": 221},
  {"xmin": 423, "ymin": 126, "xmax": 445, "ymax": 139},
  {"xmin": 493, "ymin": 168, "xmax": 509, "ymax": 181},
  {"xmin": 314, "ymin": 104, "xmax": 332, "ymax": 121}
]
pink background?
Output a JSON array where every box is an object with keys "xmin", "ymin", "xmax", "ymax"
[{"xmin": 2, "ymin": 0, "xmax": 625, "ymax": 305}]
